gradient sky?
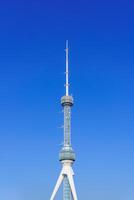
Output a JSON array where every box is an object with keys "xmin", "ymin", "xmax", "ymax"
[{"xmin": 0, "ymin": 0, "xmax": 134, "ymax": 199}]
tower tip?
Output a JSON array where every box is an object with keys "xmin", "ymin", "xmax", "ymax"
[{"xmin": 66, "ymin": 40, "xmax": 68, "ymax": 49}]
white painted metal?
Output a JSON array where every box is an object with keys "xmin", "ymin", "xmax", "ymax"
[
  {"xmin": 50, "ymin": 171, "xmax": 64, "ymax": 200},
  {"xmin": 50, "ymin": 161, "xmax": 78, "ymax": 200},
  {"xmin": 65, "ymin": 40, "xmax": 69, "ymax": 96}
]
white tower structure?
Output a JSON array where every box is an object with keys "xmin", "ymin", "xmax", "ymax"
[{"xmin": 50, "ymin": 41, "xmax": 78, "ymax": 200}]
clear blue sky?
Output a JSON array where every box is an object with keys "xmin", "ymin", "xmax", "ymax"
[{"xmin": 0, "ymin": 0, "xmax": 134, "ymax": 199}]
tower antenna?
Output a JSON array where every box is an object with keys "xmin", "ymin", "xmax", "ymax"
[{"xmin": 65, "ymin": 40, "xmax": 69, "ymax": 96}]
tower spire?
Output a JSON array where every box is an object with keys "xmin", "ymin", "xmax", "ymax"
[{"xmin": 65, "ymin": 40, "xmax": 69, "ymax": 96}]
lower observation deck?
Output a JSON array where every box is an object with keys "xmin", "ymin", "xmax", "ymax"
[{"xmin": 59, "ymin": 146, "xmax": 75, "ymax": 161}]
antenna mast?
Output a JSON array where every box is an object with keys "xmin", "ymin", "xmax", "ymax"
[{"xmin": 65, "ymin": 40, "xmax": 69, "ymax": 96}]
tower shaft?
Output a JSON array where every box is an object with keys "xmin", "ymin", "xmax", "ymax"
[
  {"xmin": 63, "ymin": 176, "xmax": 71, "ymax": 200},
  {"xmin": 63, "ymin": 104, "xmax": 72, "ymax": 200},
  {"xmin": 64, "ymin": 105, "xmax": 71, "ymax": 147}
]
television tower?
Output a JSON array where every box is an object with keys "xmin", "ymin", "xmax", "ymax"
[{"xmin": 50, "ymin": 41, "xmax": 78, "ymax": 200}]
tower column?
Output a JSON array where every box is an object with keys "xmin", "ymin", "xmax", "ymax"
[
  {"xmin": 63, "ymin": 176, "xmax": 71, "ymax": 200},
  {"xmin": 61, "ymin": 95, "xmax": 74, "ymax": 200},
  {"xmin": 64, "ymin": 105, "xmax": 71, "ymax": 146}
]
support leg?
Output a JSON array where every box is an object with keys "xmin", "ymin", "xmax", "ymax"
[{"xmin": 50, "ymin": 170, "xmax": 64, "ymax": 200}]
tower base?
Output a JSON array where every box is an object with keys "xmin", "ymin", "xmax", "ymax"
[{"xmin": 50, "ymin": 160, "xmax": 78, "ymax": 200}]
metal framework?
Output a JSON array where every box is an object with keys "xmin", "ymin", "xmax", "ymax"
[{"xmin": 50, "ymin": 41, "xmax": 78, "ymax": 200}]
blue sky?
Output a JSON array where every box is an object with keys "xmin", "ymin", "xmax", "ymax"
[{"xmin": 0, "ymin": 0, "xmax": 134, "ymax": 199}]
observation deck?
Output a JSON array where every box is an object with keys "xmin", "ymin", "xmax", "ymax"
[
  {"xmin": 59, "ymin": 146, "xmax": 75, "ymax": 161},
  {"xmin": 61, "ymin": 95, "xmax": 74, "ymax": 106}
]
